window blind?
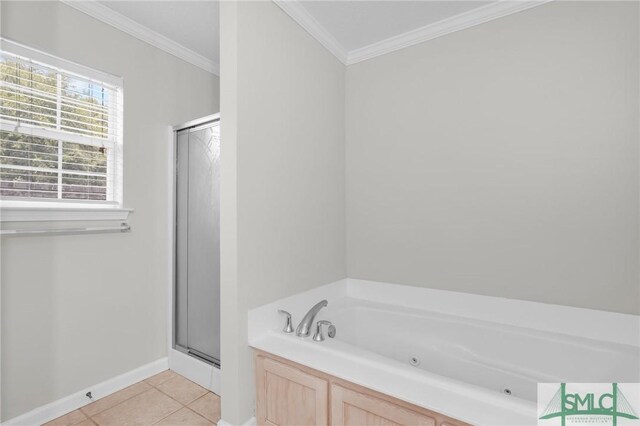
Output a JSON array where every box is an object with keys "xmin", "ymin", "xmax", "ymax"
[{"xmin": 0, "ymin": 44, "xmax": 123, "ymax": 203}]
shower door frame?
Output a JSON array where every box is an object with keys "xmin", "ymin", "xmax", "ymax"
[{"xmin": 166, "ymin": 113, "xmax": 221, "ymax": 393}]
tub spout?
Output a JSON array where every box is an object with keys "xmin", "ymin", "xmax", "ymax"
[{"xmin": 296, "ymin": 300, "xmax": 328, "ymax": 337}]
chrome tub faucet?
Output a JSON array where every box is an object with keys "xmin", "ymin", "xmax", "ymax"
[{"xmin": 296, "ymin": 300, "xmax": 328, "ymax": 337}]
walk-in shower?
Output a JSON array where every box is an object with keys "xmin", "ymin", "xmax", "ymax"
[{"xmin": 173, "ymin": 114, "xmax": 221, "ymax": 367}]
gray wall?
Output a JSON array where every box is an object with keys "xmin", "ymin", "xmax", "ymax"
[
  {"xmin": 220, "ymin": 1, "xmax": 346, "ymax": 423},
  {"xmin": 0, "ymin": 1, "xmax": 219, "ymax": 420},
  {"xmin": 346, "ymin": 1, "xmax": 639, "ymax": 314}
]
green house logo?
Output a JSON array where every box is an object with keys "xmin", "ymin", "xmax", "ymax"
[{"xmin": 539, "ymin": 383, "xmax": 639, "ymax": 425}]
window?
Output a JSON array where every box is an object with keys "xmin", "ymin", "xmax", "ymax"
[{"xmin": 0, "ymin": 39, "xmax": 123, "ymax": 210}]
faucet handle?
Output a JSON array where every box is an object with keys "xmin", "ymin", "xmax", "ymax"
[
  {"xmin": 313, "ymin": 320, "xmax": 335, "ymax": 342},
  {"xmin": 278, "ymin": 309, "xmax": 294, "ymax": 333}
]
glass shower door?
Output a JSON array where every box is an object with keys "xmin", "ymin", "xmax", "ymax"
[{"xmin": 175, "ymin": 118, "xmax": 220, "ymax": 365}]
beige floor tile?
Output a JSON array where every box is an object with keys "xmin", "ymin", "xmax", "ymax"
[
  {"xmin": 75, "ymin": 419, "xmax": 96, "ymax": 426},
  {"xmin": 155, "ymin": 375, "xmax": 208, "ymax": 405},
  {"xmin": 154, "ymin": 408, "xmax": 214, "ymax": 426},
  {"xmin": 81, "ymin": 382, "xmax": 152, "ymax": 417},
  {"xmin": 42, "ymin": 409, "xmax": 88, "ymax": 426},
  {"xmin": 187, "ymin": 393, "xmax": 221, "ymax": 423},
  {"xmin": 92, "ymin": 389, "xmax": 182, "ymax": 426},
  {"xmin": 144, "ymin": 370, "xmax": 178, "ymax": 387}
]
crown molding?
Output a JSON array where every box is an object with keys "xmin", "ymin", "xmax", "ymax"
[
  {"xmin": 61, "ymin": 0, "xmax": 551, "ymax": 75},
  {"xmin": 60, "ymin": 0, "xmax": 219, "ymax": 76},
  {"xmin": 347, "ymin": 0, "xmax": 552, "ymax": 65},
  {"xmin": 274, "ymin": 0, "xmax": 551, "ymax": 67},
  {"xmin": 273, "ymin": 0, "xmax": 349, "ymax": 65}
]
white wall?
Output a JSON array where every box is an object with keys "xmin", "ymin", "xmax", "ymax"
[
  {"xmin": 346, "ymin": 1, "xmax": 639, "ymax": 314},
  {"xmin": 220, "ymin": 1, "xmax": 346, "ymax": 423},
  {"xmin": 0, "ymin": 1, "xmax": 219, "ymax": 420},
  {"xmin": 4, "ymin": 0, "xmax": 637, "ymax": 422}
]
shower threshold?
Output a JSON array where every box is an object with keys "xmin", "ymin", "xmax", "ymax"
[{"xmin": 176, "ymin": 345, "xmax": 221, "ymax": 368}]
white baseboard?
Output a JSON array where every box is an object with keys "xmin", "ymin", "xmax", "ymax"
[
  {"xmin": 3, "ymin": 357, "xmax": 168, "ymax": 426},
  {"xmin": 168, "ymin": 349, "xmax": 221, "ymax": 394},
  {"xmin": 218, "ymin": 416, "xmax": 256, "ymax": 426}
]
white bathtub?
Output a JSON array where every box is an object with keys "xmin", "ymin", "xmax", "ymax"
[
  {"xmin": 331, "ymin": 299, "xmax": 640, "ymax": 403},
  {"xmin": 249, "ymin": 279, "xmax": 640, "ymax": 425}
]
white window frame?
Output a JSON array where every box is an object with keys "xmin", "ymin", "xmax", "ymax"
[{"xmin": 0, "ymin": 38, "xmax": 131, "ymax": 222}]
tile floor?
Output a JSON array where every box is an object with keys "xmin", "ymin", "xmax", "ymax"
[{"xmin": 44, "ymin": 370, "xmax": 221, "ymax": 426}]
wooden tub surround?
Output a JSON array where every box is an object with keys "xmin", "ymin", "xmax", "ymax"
[{"xmin": 254, "ymin": 350, "xmax": 471, "ymax": 426}]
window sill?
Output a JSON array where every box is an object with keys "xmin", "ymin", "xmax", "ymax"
[{"xmin": 0, "ymin": 205, "xmax": 133, "ymax": 222}]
